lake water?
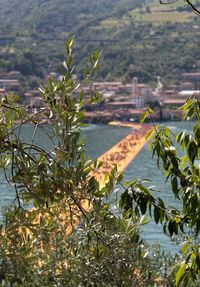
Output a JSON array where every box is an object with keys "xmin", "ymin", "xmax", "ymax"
[{"xmin": 0, "ymin": 121, "xmax": 193, "ymax": 253}]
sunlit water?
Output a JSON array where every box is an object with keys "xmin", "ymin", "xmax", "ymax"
[{"xmin": 0, "ymin": 122, "xmax": 193, "ymax": 253}]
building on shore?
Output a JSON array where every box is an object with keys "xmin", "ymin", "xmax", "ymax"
[
  {"xmin": 0, "ymin": 79, "xmax": 20, "ymax": 91},
  {"xmin": 179, "ymin": 90, "xmax": 200, "ymax": 98},
  {"xmin": 0, "ymin": 68, "xmax": 199, "ymax": 123},
  {"xmin": 0, "ymin": 70, "xmax": 21, "ymax": 94}
]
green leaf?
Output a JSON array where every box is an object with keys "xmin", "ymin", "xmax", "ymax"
[
  {"xmin": 176, "ymin": 261, "xmax": 187, "ymax": 287},
  {"xmin": 154, "ymin": 206, "xmax": 160, "ymax": 224},
  {"xmin": 66, "ymin": 36, "xmax": 75, "ymax": 55},
  {"xmin": 171, "ymin": 176, "xmax": 178, "ymax": 197},
  {"xmin": 187, "ymin": 140, "xmax": 198, "ymax": 163},
  {"xmin": 147, "ymin": 107, "xmax": 154, "ymax": 115},
  {"xmin": 168, "ymin": 221, "xmax": 174, "ymax": 236},
  {"xmin": 181, "ymin": 241, "xmax": 190, "ymax": 255},
  {"xmin": 176, "ymin": 131, "xmax": 185, "ymax": 143},
  {"xmin": 196, "ymin": 253, "xmax": 200, "ymax": 269},
  {"xmin": 139, "ymin": 215, "xmax": 148, "ymax": 225},
  {"xmin": 140, "ymin": 111, "xmax": 149, "ymax": 123},
  {"xmin": 140, "ymin": 197, "xmax": 147, "ymax": 214},
  {"xmin": 145, "ymin": 127, "xmax": 155, "ymax": 140}
]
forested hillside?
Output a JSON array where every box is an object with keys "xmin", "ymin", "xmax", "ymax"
[{"xmin": 0, "ymin": 0, "xmax": 199, "ymax": 85}]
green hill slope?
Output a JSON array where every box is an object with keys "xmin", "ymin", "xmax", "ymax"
[{"xmin": 0, "ymin": 0, "xmax": 199, "ymax": 85}]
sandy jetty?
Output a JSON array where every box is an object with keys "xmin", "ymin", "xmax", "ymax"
[
  {"xmin": 64, "ymin": 122, "xmax": 154, "ymax": 236},
  {"xmin": 108, "ymin": 121, "xmax": 143, "ymax": 129},
  {"xmin": 93, "ymin": 122, "xmax": 153, "ymax": 187},
  {"xmin": 26, "ymin": 122, "xmax": 153, "ymax": 239}
]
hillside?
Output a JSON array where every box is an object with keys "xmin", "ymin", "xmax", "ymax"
[
  {"xmin": 0, "ymin": 0, "xmax": 200, "ymax": 87},
  {"xmin": 0, "ymin": 0, "xmax": 140, "ymax": 31}
]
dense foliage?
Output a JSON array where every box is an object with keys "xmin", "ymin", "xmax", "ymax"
[
  {"xmin": 0, "ymin": 39, "xmax": 178, "ymax": 286},
  {"xmin": 120, "ymin": 99, "xmax": 200, "ymax": 286},
  {"xmin": 0, "ymin": 0, "xmax": 200, "ymax": 283}
]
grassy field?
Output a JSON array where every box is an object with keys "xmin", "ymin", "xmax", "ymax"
[
  {"xmin": 100, "ymin": 0, "xmax": 195, "ymax": 29},
  {"xmin": 129, "ymin": 0, "xmax": 194, "ymax": 23},
  {"xmin": 139, "ymin": 11, "xmax": 193, "ymax": 23}
]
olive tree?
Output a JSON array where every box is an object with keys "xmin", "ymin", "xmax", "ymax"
[
  {"xmin": 0, "ymin": 38, "xmax": 173, "ymax": 286},
  {"xmin": 120, "ymin": 98, "xmax": 200, "ymax": 286}
]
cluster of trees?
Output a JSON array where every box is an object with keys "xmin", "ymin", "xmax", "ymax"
[
  {"xmin": 166, "ymin": 0, "xmax": 200, "ymax": 15},
  {"xmin": 0, "ymin": 38, "xmax": 199, "ymax": 286},
  {"xmin": 0, "ymin": 0, "xmax": 200, "ymax": 87}
]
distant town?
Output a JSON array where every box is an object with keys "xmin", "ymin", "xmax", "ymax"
[{"xmin": 0, "ymin": 70, "xmax": 200, "ymax": 123}]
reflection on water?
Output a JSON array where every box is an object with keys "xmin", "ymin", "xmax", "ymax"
[{"xmin": 0, "ymin": 121, "xmax": 193, "ymax": 252}]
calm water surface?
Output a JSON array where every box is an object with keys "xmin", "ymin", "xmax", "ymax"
[
  {"xmin": 85, "ymin": 122, "xmax": 193, "ymax": 253},
  {"xmin": 0, "ymin": 122, "xmax": 193, "ymax": 253}
]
